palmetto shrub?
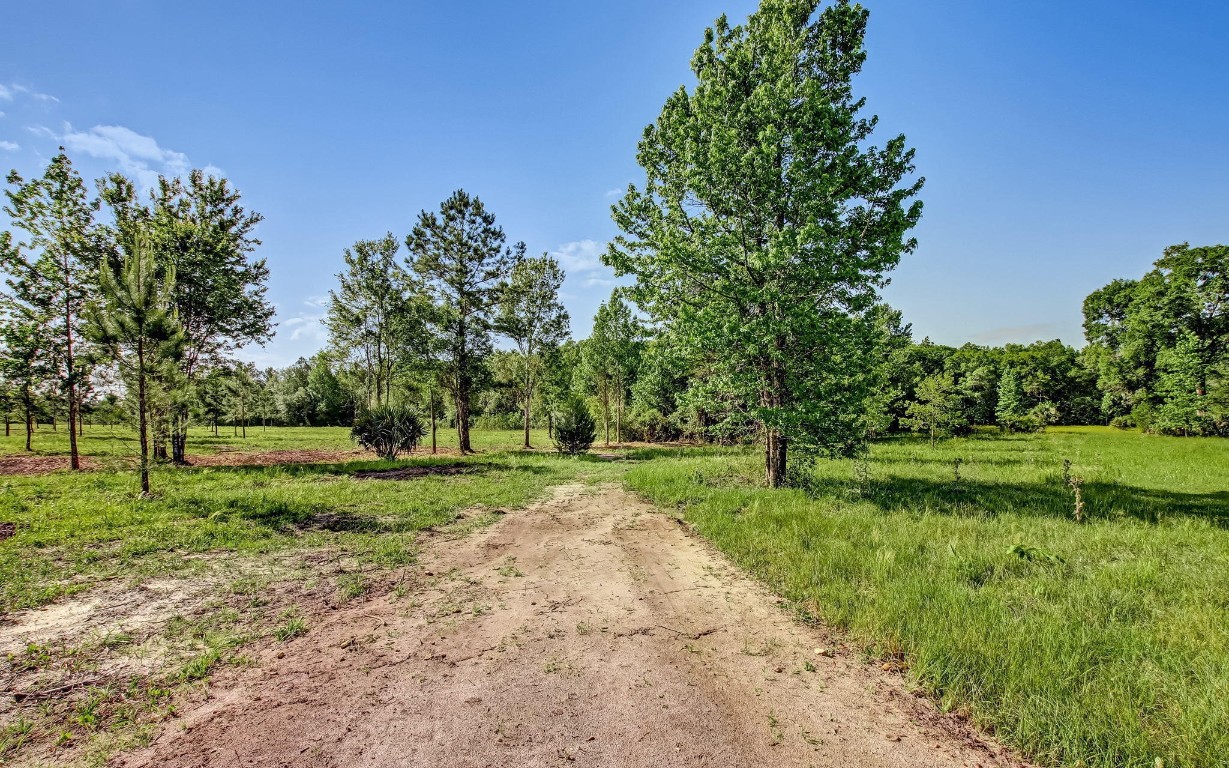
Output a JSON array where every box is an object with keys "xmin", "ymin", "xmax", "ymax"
[{"xmin": 350, "ymin": 405, "xmax": 427, "ymax": 460}]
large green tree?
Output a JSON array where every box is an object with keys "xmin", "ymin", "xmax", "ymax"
[
  {"xmin": 2, "ymin": 151, "xmax": 104, "ymax": 468},
  {"xmin": 607, "ymin": 0, "xmax": 923, "ymax": 486},
  {"xmin": 495, "ymin": 255, "xmax": 570, "ymax": 448},
  {"xmin": 586, "ymin": 293, "xmax": 642, "ymax": 446},
  {"xmin": 1083, "ymin": 243, "xmax": 1228, "ymax": 431},
  {"xmin": 100, "ymin": 170, "xmax": 273, "ymax": 463},
  {"xmin": 407, "ymin": 190, "xmax": 520, "ymax": 454},
  {"xmin": 326, "ymin": 233, "xmax": 430, "ymax": 408}
]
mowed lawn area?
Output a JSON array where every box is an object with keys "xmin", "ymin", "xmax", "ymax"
[
  {"xmin": 626, "ymin": 427, "xmax": 1229, "ymax": 768},
  {"xmin": 1, "ymin": 425, "xmax": 1226, "ymax": 767}
]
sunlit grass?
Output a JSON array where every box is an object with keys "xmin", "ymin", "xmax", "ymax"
[{"xmin": 625, "ymin": 427, "xmax": 1229, "ymax": 767}]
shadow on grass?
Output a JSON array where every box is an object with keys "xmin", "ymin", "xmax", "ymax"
[
  {"xmin": 177, "ymin": 456, "xmax": 556, "ymax": 479},
  {"xmin": 165, "ymin": 493, "xmax": 440, "ymax": 534},
  {"xmin": 813, "ymin": 474, "xmax": 1229, "ymax": 526}
]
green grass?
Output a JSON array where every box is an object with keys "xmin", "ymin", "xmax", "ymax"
[
  {"xmin": 0, "ymin": 427, "xmax": 613, "ymax": 765},
  {"xmin": 0, "ymin": 422, "xmax": 550, "ymax": 461},
  {"xmin": 4, "ymin": 424, "xmax": 1227, "ymax": 767},
  {"xmin": 624, "ymin": 427, "xmax": 1229, "ymax": 768},
  {"xmin": 0, "ymin": 429, "xmax": 602, "ymax": 613}
]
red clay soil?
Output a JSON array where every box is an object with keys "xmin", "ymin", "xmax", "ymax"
[
  {"xmin": 115, "ymin": 484, "xmax": 1027, "ymax": 768},
  {"xmin": 0, "ymin": 455, "xmax": 98, "ymax": 475}
]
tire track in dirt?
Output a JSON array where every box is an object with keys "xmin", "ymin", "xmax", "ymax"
[{"xmin": 114, "ymin": 483, "xmax": 1025, "ymax": 768}]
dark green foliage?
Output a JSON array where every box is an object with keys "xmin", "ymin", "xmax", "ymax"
[
  {"xmin": 1083, "ymin": 243, "xmax": 1228, "ymax": 433},
  {"xmin": 552, "ymin": 397, "xmax": 597, "ymax": 456},
  {"xmin": 349, "ymin": 404, "xmax": 427, "ymax": 460}
]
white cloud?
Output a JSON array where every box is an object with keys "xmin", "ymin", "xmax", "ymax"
[
  {"xmin": 282, "ymin": 314, "xmax": 327, "ymax": 343},
  {"xmin": 549, "ymin": 239, "xmax": 607, "ymax": 275},
  {"xmin": 60, "ymin": 124, "xmax": 193, "ymax": 190},
  {"xmin": 0, "ymin": 140, "xmax": 19, "ymax": 151},
  {"xmin": 1, "ymin": 83, "xmax": 57, "ymax": 104}
]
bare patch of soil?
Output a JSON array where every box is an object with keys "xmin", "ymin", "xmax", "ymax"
[
  {"xmin": 116, "ymin": 484, "xmax": 1027, "ymax": 768},
  {"xmin": 0, "ymin": 455, "xmax": 98, "ymax": 475},
  {"xmin": 351, "ymin": 464, "xmax": 472, "ymax": 480}
]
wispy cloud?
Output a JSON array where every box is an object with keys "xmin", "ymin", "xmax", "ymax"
[
  {"xmin": 0, "ymin": 83, "xmax": 58, "ymax": 104},
  {"xmin": 59, "ymin": 124, "xmax": 206, "ymax": 190},
  {"xmin": 549, "ymin": 239, "xmax": 607, "ymax": 275},
  {"xmin": 970, "ymin": 323, "xmax": 1061, "ymax": 345},
  {"xmin": 0, "ymin": 140, "xmax": 19, "ymax": 151}
]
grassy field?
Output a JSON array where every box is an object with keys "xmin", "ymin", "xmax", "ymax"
[
  {"xmin": 0, "ymin": 427, "xmax": 613, "ymax": 764},
  {"xmin": 0, "ymin": 422, "xmax": 530, "ymax": 461},
  {"xmin": 2, "ymin": 425, "xmax": 1227, "ymax": 767},
  {"xmin": 625, "ymin": 427, "xmax": 1229, "ymax": 768}
]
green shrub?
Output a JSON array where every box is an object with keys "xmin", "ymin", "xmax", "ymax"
[
  {"xmin": 350, "ymin": 405, "xmax": 427, "ymax": 460},
  {"xmin": 552, "ymin": 397, "xmax": 596, "ymax": 455}
]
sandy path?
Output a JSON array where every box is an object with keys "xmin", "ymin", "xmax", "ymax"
[{"xmin": 115, "ymin": 484, "xmax": 1023, "ymax": 768}]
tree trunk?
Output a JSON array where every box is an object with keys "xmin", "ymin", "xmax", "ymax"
[
  {"xmin": 171, "ymin": 408, "xmax": 188, "ymax": 464},
  {"xmin": 430, "ymin": 385, "xmax": 437, "ymax": 454},
  {"xmin": 765, "ymin": 427, "xmax": 787, "ymax": 488},
  {"xmin": 137, "ymin": 340, "xmax": 151, "ymax": 496},
  {"xmin": 241, "ymin": 399, "xmax": 246, "ymax": 439},
  {"xmin": 23, "ymin": 389, "xmax": 33, "ymax": 452},
  {"xmin": 65, "ymin": 291, "xmax": 80, "ymax": 470},
  {"xmin": 762, "ymin": 353, "xmax": 788, "ymax": 488},
  {"xmin": 523, "ymin": 368, "xmax": 532, "ymax": 449},
  {"xmin": 602, "ymin": 386, "xmax": 610, "ymax": 447}
]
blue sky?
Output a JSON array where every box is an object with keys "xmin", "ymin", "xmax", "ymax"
[{"xmin": 3, "ymin": 1, "xmax": 1226, "ymax": 367}]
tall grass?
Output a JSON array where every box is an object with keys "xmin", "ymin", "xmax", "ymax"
[{"xmin": 625, "ymin": 428, "xmax": 1229, "ymax": 768}]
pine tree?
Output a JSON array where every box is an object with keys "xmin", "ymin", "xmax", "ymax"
[
  {"xmin": 995, "ymin": 368, "xmax": 1027, "ymax": 432},
  {"xmin": 407, "ymin": 190, "xmax": 520, "ymax": 454},
  {"xmin": 86, "ymin": 234, "xmax": 184, "ymax": 495},
  {"xmin": 3, "ymin": 151, "xmax": 104, "ymax": 469}
]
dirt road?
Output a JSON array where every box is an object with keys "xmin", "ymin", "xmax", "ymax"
[{"xmin": 117, "ymin": 483, "xmax": 1022, "ymax": 768}]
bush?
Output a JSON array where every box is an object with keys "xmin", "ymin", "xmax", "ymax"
[
  {"xmin": 552, "ymin": 397, "xmax": 597, "ymax": 456},
  {"xmin": 1109, "ymin": 415, "xmax": 1137, "ymax": 430},
  {"xmin": 350, "ymin": 405, "xmax": 427, "ymax": 460}
]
